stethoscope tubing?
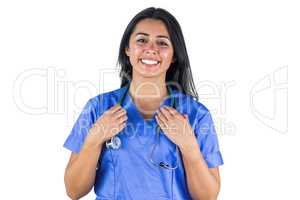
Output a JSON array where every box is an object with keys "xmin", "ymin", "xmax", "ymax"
[{"xmin": 106, "ymin": 83, "xmax": 179, "ymax": 170}]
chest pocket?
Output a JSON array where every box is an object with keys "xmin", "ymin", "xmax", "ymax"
[{"xmin": 151, "ymin": 132, "xmax": 179, "ymax": 169}]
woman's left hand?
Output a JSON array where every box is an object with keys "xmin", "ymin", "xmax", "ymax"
[{"xmin": 155, "ymin": 106, "xmax": 198, "ymax": 150}]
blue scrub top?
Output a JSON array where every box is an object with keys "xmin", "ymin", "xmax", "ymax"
[{"xmin": 63, "ymin": 85, "xmax": 224, "ymax": 200}]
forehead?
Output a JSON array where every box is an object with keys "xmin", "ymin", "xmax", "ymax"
[{"xmin": 132, "ymin": 19, "xmax": 170, "ymax": 37}]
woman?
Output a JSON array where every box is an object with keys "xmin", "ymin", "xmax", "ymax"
[{"xmin": 64, "ymin": 7, "xmax": 224, "ymax": 200}]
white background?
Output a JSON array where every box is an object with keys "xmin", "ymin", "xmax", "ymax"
[{"xmin": 0, "ymin": 0, "xmax": 299, "ymax": 199}]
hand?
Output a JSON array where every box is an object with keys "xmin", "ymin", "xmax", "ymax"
[
  {"xmin": 155, "ymin": 106, "xmax": 198, "ymax": 150},
  {"xmin": 85, "ymin": 104, "xmax": 127, "ymax": 148}
]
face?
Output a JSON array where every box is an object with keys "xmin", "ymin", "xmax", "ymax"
[{"xmin": 125, "ymin": 19, "xmax": 174, "ymax": 79}]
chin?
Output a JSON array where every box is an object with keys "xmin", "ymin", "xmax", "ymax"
[{"xmin": 134, "ymin": 68, "xmax": 166, "ymax": 79}]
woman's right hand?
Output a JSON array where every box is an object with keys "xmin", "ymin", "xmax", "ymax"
[{"xmin": 84, "ymin": 104, "xmax": 127, "ymax": 148}]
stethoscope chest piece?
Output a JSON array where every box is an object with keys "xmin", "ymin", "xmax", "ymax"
[{"xmin": 106, "ymin": 136, "xmax": 121, "ymax": 150}]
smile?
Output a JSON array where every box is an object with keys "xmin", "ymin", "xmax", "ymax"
[{"xmin": 140, "ymin": 59, "xmax": 160, "ymax": 67}]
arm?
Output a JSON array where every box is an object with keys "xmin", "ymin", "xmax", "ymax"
[
  {"xmin": 64, "ymin": 142, "xmax": 103, "ymax": 200},
  {"xmin": 155, "ymin": 106, "xmax": 222, "ymax": 199},
  {"xmin": 180, "ymin": 140, "xmax": 221, "ymax": 200},
  {"xmin": 64, "ymin": 104, "xmax": 127, "ymax": 199}
]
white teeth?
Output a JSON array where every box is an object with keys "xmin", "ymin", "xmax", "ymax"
[{"xmin": 141, "ymin": 59, "xmax": 159, "ymax": 65}]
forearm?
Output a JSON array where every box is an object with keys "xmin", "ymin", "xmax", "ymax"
[
  {"xmin": 180, "ymin": 140, "xmax": 220, "ymax": 200},
  {"xmin": 64, "ymin": 142, "xmax": 103, "ymax": 199}
]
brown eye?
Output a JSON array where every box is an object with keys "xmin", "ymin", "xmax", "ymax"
[
  {"xmin": 137, "ymin": 38, "xmax": 146, "ymax": 43},
  {"xmin": 158, "ymin": 41, "xmax": 168, "ymax": 47}
]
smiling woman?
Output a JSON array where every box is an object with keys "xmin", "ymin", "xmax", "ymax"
[
  {"xmin": 125, "ymin": 19, "xmax": 174, "ymax": 76},
  {"xmin": 63, "ymin": 7, "xmax": 224, "ymax": 200}
]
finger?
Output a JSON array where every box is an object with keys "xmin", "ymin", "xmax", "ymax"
[
  {"xmin": 158, "ymin": 109, "xmax": 168, "ymax": 122},
  {"xmin": 156, "ymin": 112, "xmax": 168, "ymax": 128},
  {"xmin": 163, "ymin": 106, "xmax": 178, "ymax": 117},
  {"xmin": 117, "ymin": 115, "xmax": 128, "ymax": 124},
  {"xmin": 159, "ymin": 107, "xmax": 172, "ymax": 120},
  {"xmin": 115, "ymin": 109, "xmax": 127, "ymax": 118},
  {"xmin": 118, "ymin": 121, "xmax": 127, "ymax": 131},
  {"xmin": 165, "ymin": 106, "xmax": 185, "ymax": 120},
  {"xmin": 109, "ymin": 104, "xmax": 122, "ymax": 114},
  {"xmin": 114, "ymin": 120, "xmax": 127, "ymax": 135},
  {"xmin": 155, "ymin": 115, "xmax": 165, "ymax": 129}
]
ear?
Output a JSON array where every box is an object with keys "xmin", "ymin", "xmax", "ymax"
[{"xmin": 125, "ymin": 47, "xmax": 130, "ymax": 57}]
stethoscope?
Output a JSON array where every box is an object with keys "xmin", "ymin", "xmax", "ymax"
[{"xmin": 106, "ymin": 83, "xmax": 179, "ymax": 170}]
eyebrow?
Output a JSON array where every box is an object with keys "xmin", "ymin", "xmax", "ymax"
[{"xmin": 135, "ymin": 32, "xmax": 170, "ymax": 40}]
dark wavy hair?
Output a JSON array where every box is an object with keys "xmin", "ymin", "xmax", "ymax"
[{"xmin": 117, "ymin": 7, "xmax": 198, "ymax": 100}]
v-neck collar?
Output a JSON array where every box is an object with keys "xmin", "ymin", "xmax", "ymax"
[{"xmin": 121, "ymin": 85, "xmax": 176, "ymax": 126}]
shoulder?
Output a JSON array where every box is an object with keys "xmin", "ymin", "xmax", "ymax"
[
  {"xmin": 174, "ymin": 90, "xmax": 210, "ymax": 119},
  {"xmin": 84, "ymin": 86, "xmax": 127, "ymax": 114}
]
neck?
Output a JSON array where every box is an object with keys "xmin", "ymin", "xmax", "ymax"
[{"xmin": 129, "ymin": 79, "xmax": 168, "ymax": 101}]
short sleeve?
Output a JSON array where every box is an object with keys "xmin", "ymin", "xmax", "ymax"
[
  {"xmin": 63, "ymin": 99, "xmax": 97, "ymax": 153},
  {"xmin": 194, "ymin": 111, "xmax": 224, "ymax": 168}
]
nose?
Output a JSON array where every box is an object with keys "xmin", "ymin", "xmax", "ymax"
[{"xmin": 144, "ymin": 42, "xmax": 158, "ymax": 55}]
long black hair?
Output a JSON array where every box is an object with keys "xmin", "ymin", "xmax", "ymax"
[{"xmin": 117, "ymin": 7, "xmax": 198, "ymax": 100}]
